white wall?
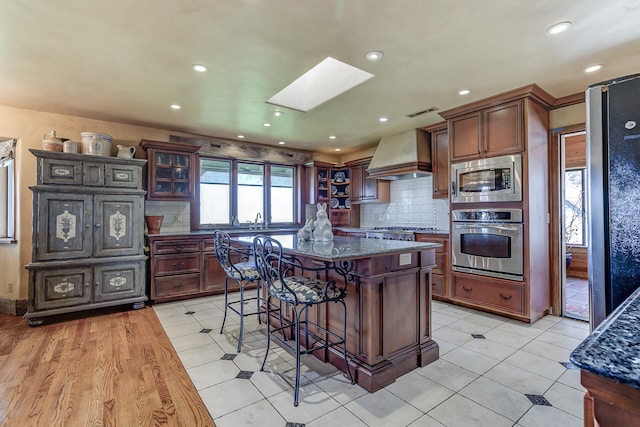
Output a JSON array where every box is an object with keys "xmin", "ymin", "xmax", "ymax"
[{"xmin": 360, "ymin": 176, "xmax": 449, "ymax": 230}]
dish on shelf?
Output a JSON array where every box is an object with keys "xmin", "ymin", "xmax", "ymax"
[
  {"xmin": 334, "ymin": 171, "xmax": 346, "ymax": 182},
  {"xmin": 331, "ymin": 185, "xmax": 337, "ymax": 195},
  {"xmin": 331, "ymin": 198, "xmax": 339, "ymax": 208},
  {"xmin": 345, "ymin": 186, "xmax": 349, "ymax": 194},
  {"xmin": 345, "ymin": 199, "xmax": 351, "ymax": 208}
]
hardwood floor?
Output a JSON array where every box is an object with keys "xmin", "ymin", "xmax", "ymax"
[{"xmin": 0, "ymin": 306, "xmax": 214, "ymax": 426}]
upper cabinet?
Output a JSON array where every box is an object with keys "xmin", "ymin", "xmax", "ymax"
[
  {"xmin": 424, "ymin": 123, "xmax": 449, "ymax": 199},
  {"xmin": 345, "ymin": 157, "xmax": 389, "ymax": 203},
  {"xmin": 447, "ymin": 100, "xmax": 523, "ymax": 162},
  {"xmin": 140, "ymin": 140, "xmax": 200, "ymax": 201}
]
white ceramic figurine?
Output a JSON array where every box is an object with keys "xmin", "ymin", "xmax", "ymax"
[{"xmin": 313, "ymin": 203, "xmax": 333, "ymax": 241}]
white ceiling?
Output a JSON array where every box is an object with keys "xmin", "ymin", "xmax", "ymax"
[{"xmin": 1, "ymin": 1, "xmax": 639, "ymax": 154}]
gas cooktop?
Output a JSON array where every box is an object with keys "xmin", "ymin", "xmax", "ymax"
[{"xmin": 367, "ymin": 226, "xmax": 439, "ymax": 232}]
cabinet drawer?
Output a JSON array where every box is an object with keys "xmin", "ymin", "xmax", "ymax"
[
  {"xmin": 452, "ymin": 273, "xmax": 524, "ymax": 314},
  {"xmin": 152, "ymin": 239, "xmax": 201, "ymax": 254},
  {"xmin": 41, "ymin": 158, "xmax": 82, "ymax": 185},
  {"xmin": 155, "ymin": 253, "xmax": 201, "ymax": 275},
  {"xmin": 105, "ymin": 164, "xmax": 141, "ymax": 189},
  {"xmin": 202, "ymin": 238, "xmax": 215, "ymax": 252},
  {"xmin": 154, "ymin": 274, "xmax": 201, "ymax": 298},
  {"xmin": 34, "ymin": 267, "xmax": 92, "ymax": 310},
  {"xmin": 414, "ymin": 234, "xmax": 448, "ymax": 253},
  {"xmin": 431, "ymin": 274, "xmax": 445, "ymax": 297}
]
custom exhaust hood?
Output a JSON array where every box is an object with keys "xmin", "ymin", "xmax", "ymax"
[{"xmin": 367, "ymin": 129, "xmax": 432, "ymax": 180}]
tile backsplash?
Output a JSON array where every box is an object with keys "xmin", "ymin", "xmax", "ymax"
[
  {"xmin": 145, "ymin": 201, "xmax": 191, "ymax": 233},
  {"xmin": 361, "ymin": 176, "xmax": 450, "ymax": 230}
]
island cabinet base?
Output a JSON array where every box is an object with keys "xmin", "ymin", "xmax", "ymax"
[
  {"xmin": 581, "ymin": 370, "xmax": 640, "ymax": 427},
  {"xmin": 274, "ymin": 249, "xmax": 440, "ymax": 393}
]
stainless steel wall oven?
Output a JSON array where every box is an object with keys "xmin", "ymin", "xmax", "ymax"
[{"xmin": 452, "ymin": 208, "xmax": 524, "ymax": 281}]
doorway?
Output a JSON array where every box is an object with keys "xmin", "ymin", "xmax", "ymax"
[{"xmin": 559, "ymin": 129, "xmax": 588, "ymax": 321}]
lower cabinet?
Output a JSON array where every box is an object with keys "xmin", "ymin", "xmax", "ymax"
[
  {"xmin": 27, "ymin": 257, "xmax": 146, "ymax": 321},
  {"xmin": 415, "ymin": 234, "xmax": 450, "ymax": 301},
  {"xmin": 451, "ymin": 271, "xmax": 527, "ymax": 320},
  {"xmin": 148, "ymin": 233, "xmax": 256, "ymax": 303}
]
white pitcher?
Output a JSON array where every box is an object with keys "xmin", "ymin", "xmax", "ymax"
[{"xmin": 116, "ymin": 145, "xmax": 136, "ymax": 158}]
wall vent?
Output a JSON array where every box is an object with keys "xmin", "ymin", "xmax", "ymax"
[{"xmin": 405, "ymin": 107, "xmax": 439, "ymax": 118}]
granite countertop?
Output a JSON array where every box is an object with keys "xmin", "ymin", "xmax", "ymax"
[
  {"xmin": 570, "ymin": 286, "xmax": 640, "ymax": 389},
  {"xmin": 234, "ymin": 234, "xmax": 441, "ymax": 262},
  {"xmin": 146, "ymin": 227, "xmax": 298, "ymax": 238}
]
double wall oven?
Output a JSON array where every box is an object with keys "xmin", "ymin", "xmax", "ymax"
[{"xmin": 451, "ymin": 208, "xmax": 524, "ymax": 281}]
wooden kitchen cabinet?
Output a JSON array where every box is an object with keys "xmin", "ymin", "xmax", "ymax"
[
  {"xmin": 25, "ymin": 150, "xmax": 147, "ymax": 325},
  {"xmin": 415, "ymin": 234, "xmax": 450, "ymax": 301},
  {"xmin": 345, "ymin": 157, "xmax": 389, "ymax": 203},
  {"xmin": 424, "ymin": 123, "xmax": 449, "ymax": 199},
  {"xmin": 447, "ymin": 99, "xmax": 523, "ymax": 162},
  {"xmin": 140, "ymin": 139, "xmax": 200, "ymax": 201}
]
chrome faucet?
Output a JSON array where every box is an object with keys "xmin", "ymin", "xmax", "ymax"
[{"xmin": 254, "ymin": 212, "xmax": 262, "ymax": 229}]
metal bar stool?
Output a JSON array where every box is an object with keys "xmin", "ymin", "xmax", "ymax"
[
  {"xmin": 253, "ymin": 234, "xmax": 354, "ymax": 406},
  {"xmin": 214, "ymin": 230, "xmax": 267, "ymax": 353}
]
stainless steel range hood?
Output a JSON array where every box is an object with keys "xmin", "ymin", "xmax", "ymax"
[{"xmin": 367, "ymin": 129, "xmax": 432, "ymax": 180}]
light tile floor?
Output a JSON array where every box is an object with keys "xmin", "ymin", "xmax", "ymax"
[{"xmin": 153, "ymin": 295, "xmax": 589, "ymax": 427}]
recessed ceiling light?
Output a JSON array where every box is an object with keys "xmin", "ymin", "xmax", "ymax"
[
  {"xmin": 379, "ymin": 117, "xmax": 388, "ymax": 122},
  {"xmin": 585, "ymin": 64, "xmax": 604, "ymax": 73},
  {"xmin": 263, "ymin": 123, "xmax": 271, "ymax": 127},
  {"xmin": 278, "ymin": 141, "xmax": 285, "ymax": 145},
  {"xmin": 273, "ymin": 110, "xmax": 283, "ymax": 117},
  {"xmin": 329, "ymin": 135, "xmax": 336, "ymax": 140},
  {"xmin": 365, "ymin": 51, "xmax": 383, "ymax": 61},
  {"xmin": 335, "ymin": 148, "xmax": 341, "ymax": 152},
  {"xmin": 193, "ymin": 64, "xmax": 207, "ymax": 72},
  {"xmin": 458, "ymin": 89, "xmax": 471, "ymax": 95},
  {"xmin": 546, "ymin": 21, "xmax": 572, "ymax": 35},
  {"xmin": 237, "ymin": 135, "xmax": 245, "ymax": 139},
  {"xmin": 170, "ymin": 104, "xmax": 181, "ymax": 110}
]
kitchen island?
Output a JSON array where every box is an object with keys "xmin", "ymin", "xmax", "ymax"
[
  {"xmin": 570, "ymin": 286, "xmax": 640, "ymax": 426},
  {"xmin": 235, "ymin": 234, "xmax": 441, "ymax": 392}
]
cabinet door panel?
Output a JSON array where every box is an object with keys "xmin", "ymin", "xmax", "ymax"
[
  {"xmin": 203, "ymin": 252, "xmax": 225, "ymax": 292},
  {"xmin": 94, "ymin": 195, "xmax": 143, "ymax": 257},
  {"xmin": 484, "ymin": 100, "xmax": 523, "ymax": 157},
  {"xmin": 450, "ymin": 113, "xmax": 481, "ymax": 161},
  {"xmin": 350, "ymin": 164, "xmax": 363, "ymax": 200},
  {"xmin": 93, "ymin": 261, "xmax": 145, "ymax": 302},
  {"xmin": 83, "ymin": 162, "xmax": 105, "ymax": 186},
  {"xmin": 432, "ymin": 129, "xmax": 449, "ymax": 198},
  {"xmin": 34, "ymin": 267, "xmax": 92, "ymax": 310},
  {"xmin": 37, "ymin": 193, "xmax": 93, "ymax": 260}
]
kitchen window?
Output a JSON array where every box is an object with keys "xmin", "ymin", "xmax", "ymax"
[
  {"xmin": 564, "ymin": 167, "xmax": 587, "ymax": 247},
  {"xmin": 198, "ymin": 157, "xmax": 296, "ymax": 227}
]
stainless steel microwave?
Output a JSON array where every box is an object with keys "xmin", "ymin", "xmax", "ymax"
[{"xmin": 450, "ymin": 154, "xmax": 522, "ymax": 203}]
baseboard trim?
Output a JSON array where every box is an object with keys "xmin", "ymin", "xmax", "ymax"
[{"xmin": 0, "ymin": 296, "xmax": 28, "ymax": 316}]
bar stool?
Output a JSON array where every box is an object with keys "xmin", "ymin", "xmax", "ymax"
[
  {"xmin": 253, "ymin": 234, "xmax": 354, "ymax": 406},
  {"xmin": 214, "ymin": 230, "xmax": 265, "ymax": 353}
]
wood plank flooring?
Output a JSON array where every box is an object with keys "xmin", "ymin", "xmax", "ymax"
[{"xmin": 0, "ymin": 306, "xmax": 214, "ymax": 426}]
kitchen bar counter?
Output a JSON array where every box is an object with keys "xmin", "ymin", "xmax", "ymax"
[
  {"xmin": 570, "ymin": 286, "xmax": 640, "ymax": 425},
  {"xmin": 235, "ymin": 234, "xmax": 441, "ymax": 392}
]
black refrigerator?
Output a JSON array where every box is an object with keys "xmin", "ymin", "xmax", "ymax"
[{"xmin": 587, "ymin": 73, "xmax": 640, "ymax": 329}]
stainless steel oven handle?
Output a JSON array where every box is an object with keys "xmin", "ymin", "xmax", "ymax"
[{"xmin": 453, "ymin": 223, "xmax": 521, "ymax": 232}]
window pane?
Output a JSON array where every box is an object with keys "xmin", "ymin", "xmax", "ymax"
[
  {"xmin": 200, "ymin": 159, "xmax": 231, "ymax": 224},
  {"xmin": 564, "ymin": 169, "xmax": 586, "ymax": 246},
  {"xmin": 271, "ymin": 165, "xmax": 294, "ymax": 223},
  {"xmin": 238, "ymin": 163, "xmax": 263, "ymax": 224}
]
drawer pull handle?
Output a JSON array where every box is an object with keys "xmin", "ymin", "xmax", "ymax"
[
  {"xmin": 462, "ymin": 286, "xmax": 473, "ymax": 292},
  {"xmin": 173, "ymin": 245, "xmax": 184, "ymax": 252},
  {"xmin": 499, "ymin": 293, "xmax": 512, "ymax": 301},
  {"xmin": 174, "ymin": 284, "xmax": 184, "ymax": 289},
  {"xmin": 172, "ymin": 262, "xmax": 185, "ymax": 269}
]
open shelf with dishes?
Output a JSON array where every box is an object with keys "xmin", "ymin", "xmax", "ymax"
[{"xmin": 305, "ymin": 162, "xmax": 353, "ymax": 226}]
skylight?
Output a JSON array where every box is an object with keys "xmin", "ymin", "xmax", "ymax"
[{"xmin": 267, "ymin": 57, "xmax": 375, "ymax": 112}]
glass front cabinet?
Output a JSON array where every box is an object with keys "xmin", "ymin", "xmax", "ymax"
[{"xmin": 140, "ymin": 139, "xmax": 201, "ymax": 201}]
